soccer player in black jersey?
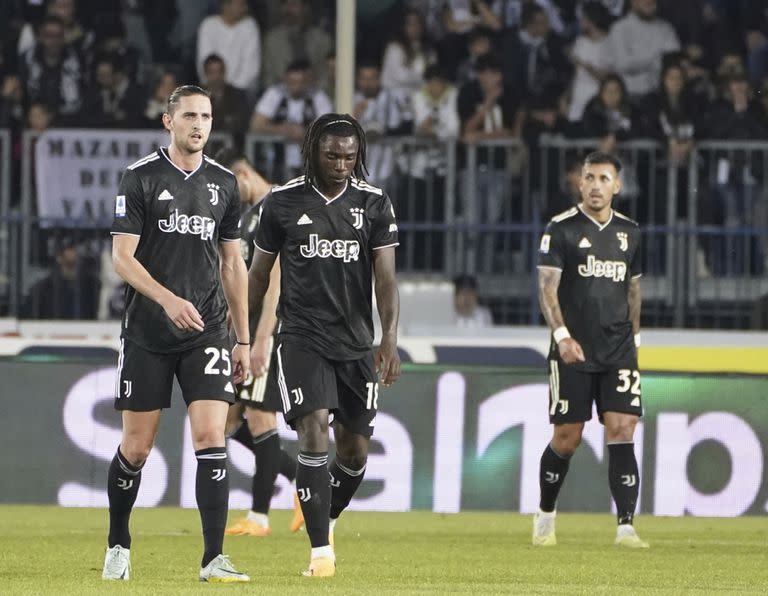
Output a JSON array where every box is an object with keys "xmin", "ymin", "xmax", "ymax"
[
  {"xmin": 535, "ymin": 151, "xmax": 649, "ymax": 548},
  {"xmin": 103, "ymin": 85, "xmax": 250, "ymax": 582},
  {"xmin": 248, "ymin": 113, "xmax": 401, "ymax": 577},
  {"xmin": 211, "ymin": 148, "xmax": 304, "ymax": 537}
]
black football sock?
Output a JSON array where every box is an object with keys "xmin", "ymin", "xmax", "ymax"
[
  {"xmin": 107, "ymin": 447, "xmax": 144, "ymax": 548},
  {"xmin": 329, "ymin": 458, "xmax": 366, "ymax": 520},
  {"xmin": 608, "ymin": 442, "xmax": 639, "ymax": 525},
  {"xmin": 296, "ymin": 451, "xmax": 331, "ymax": 547},
  {"xmin": 539, "ymin": 444, "xmax": 571, "ymax": 512},
  {"xmin": 251, "ymin": 430, "xmax": 280, "ymax": 514},
  {"xmin": 230, "ymin": 420, "xmax": 252, "ymax": 449},
  {"xmin": 280, "ymin": 448, "xmax": 297, "ymax": 482},
  {"xmin": 195, "ymin": 447, "xmax": 229, "ymax": 567}
]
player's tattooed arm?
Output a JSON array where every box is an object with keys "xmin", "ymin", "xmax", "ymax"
[
  {"xmin": 537, "ymin": 267, "xmax": 565, "ymax": 330},
  {"xmin": 538, "ymin": 267, "xmax": 585, "ymax": 364},
  {"xmin": 628, "ymin": 276, "xmax": 642, "ymax": 335},
  {"xmin": 372, "ymin": 247, "xmax": 401, "ymax": 386}
]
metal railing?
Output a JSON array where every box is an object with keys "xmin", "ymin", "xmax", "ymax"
[{"xmin": 5, "ymin": 130, "xmax": 768, "ymax": 329}]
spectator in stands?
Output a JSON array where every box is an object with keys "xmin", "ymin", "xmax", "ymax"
[
  {"xmin": 455, "ymin": 26, "xmax": 494, "ymax": 86},
  {"xmin": 453, "ymin": 274, "xmax": 493, "ymax": 328},
  {"xmin": 22, "ymin": 237, "xmax": 99, "ymax": 320},
  {"xmin": 577, "ymin": 74, "xmax": 636, "ymax": 153},
  {"xmin": 640, "ymin": 62, "xmax": 697, "ymax": 165},
  {"xmin": 413, "ymin": 64, "xmax": 461, "ymax": 144},
  {"xmin": 501, "ymin": 2, "xmax": 570, "ymax": 103},
  {"xmin": 0, "ymin": 75, "xmax": 24, "ymax": 129},
  {"xmin": 495, "ymin": 0, "xmax": 567, "ymax": 35},
  {"xmin": 439, "ymin": 1, "xmax": 501, "ymax": 76},
  {"xmin": 381, "ymin": 9, "xmax": 437, "ymax": 120},
  {"xmin": 19, "ymin": 16, "xmax": 84, "ymax": 122},
  {"xmin": 738, "ymin": 0, "xmax": 768, "ymax": 84},
  {"xmin": 17, "ymin": 0, "xmax": 94, "ymax": 61},
  {"xmin": 196, "ymin": 0, "xmax": 261, "ymax": 94},
  {"xmin": 26, "ymin": 102, "xmax": 55, "ymax": 132},
  {"xmin": 543, "ymin": 153, "xmax": 582, "ymax": 219},
  {"xmin": 261, "ymin": 0, "xmax": 333, "ymax": 89},
  {"xmin": 250, "ymin": 59, "xmax": 332, "ymax": 177},
  {"xmin": 706, "ymin": 74, "xmax": 768, "ymax": 274},
  {"xmin": 83, "ymin": 53, "xmax": 142, "ymax": 128},
  {"xmin": 143, "ymin": 68, "xmax": 178, "ymax": 128},
  {"xmin": 353, "ymin": 59, "xmax": 407, "ymax": 184},
  {"xmin": 321, "ymin": 51, "xmax": 336, "ymax": 99},
  {"xmin": 201, "ymin": 54, "xmax": 249, "ymax": 145},
  {"xmin": 567, "ymin": 1, "xmax": 613, "ymax": 123},
  {"xmin": 608, "ymin": 0, "xmax": 680, "ymax": 99},
  {"xmin": 91, "ymin": 12, "xmax": 144, "ymax": 86}
]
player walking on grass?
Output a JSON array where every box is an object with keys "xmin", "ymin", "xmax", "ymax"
[
  {"xmin": 212, "ymin": 148, "xmax": 304, "ymax": 537},
  {"xmin": 535, "ymin": 151, "xmax": 649, "ymax": 549},
  {"xmin": 248, "ymin": 113, "xmax": 401, "ymax": 577},
  {"xmin": 103, "ymin": 85, "xmax": 250, "ymax": 582}
]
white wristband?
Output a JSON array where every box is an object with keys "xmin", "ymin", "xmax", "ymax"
[
  {"xmin": 553, "ymin": 326, "xmax": 571, "ymax": 344},
  {"xmin": 634, "ymin": 333, "xmax": 641, "ymax": 347}
]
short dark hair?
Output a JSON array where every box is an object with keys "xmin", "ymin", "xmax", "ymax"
[
  {"xmin": 581, "ymin": 1, "xmax": 613, "ymax": 32},
  {"xmin": 424, "ymin": 63, "xmax": 448, "ymax": 82},
  {"xmin": 453, "ymin": 274, "xmax": 478, "ymax": 292},
  {"xmin": 203, "ymin": 53, "xmax": 225, "ymax": 70},
  {"xmin": 521, "ymin": 3, "xmax": 546, "ymax": 28},
  {"xmin": 475, "ymin": 53, "xmax": 501, "ymax": 73},
  {"xmin": 468, "ymin": 26, "xmax": 493, "ymax": 44},
  {"xmin": 584, "ymin": 151, "xmax": 622, "ymax": 173},
  {"xmin": 301, "ymin": 113, "xmax": 369, "ymax": 187},
  {"xmin": 357, "ymin": 57, "xmax": 380, "ymax": 71},
  {"xmin": 214, "ymin": 147, "xmax": 250, "ymax": 169},
  {"xmin": 166, "ymin": 84, "xmax": 211, "ymax": 115},
  {"xmin": 286, "ymin": 58, "xmax": 311, "ymax": 74}
]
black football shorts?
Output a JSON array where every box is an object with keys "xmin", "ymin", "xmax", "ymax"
[
  {"xmin": 274, "ymin": 339, "xmax": 379, "ymax": 437},
  {"xmin": 236, "ymin": 352, "xmax": 282, "ymax": 412},
  {"xmin": 547, "ymin": 356, "xmax": 643, "ymax": 424},
  {"xmin": 114, "ymin": 336, "xmax": 237, "ymax": 411}
]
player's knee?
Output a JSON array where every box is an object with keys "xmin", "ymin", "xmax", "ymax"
[
  {"xmin": 191, "ymin": 428, "xmax": 225, "ymax": 450},
  {"xmin": 120, "ymin": 441, "xmax": 153, "ymax": 467},
  {"xmin": 246, "ymin": 409, "xmax": 277, "ymax": 436},
  {"xmin": 551, "ymin": 433, "xmax": 581, "ymax": 456},
  {"xmin": 605, "ymin": 420, "xmax": 637, "ymax": 442}
]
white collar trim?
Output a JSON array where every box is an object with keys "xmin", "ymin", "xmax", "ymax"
[
  {"xmin": 578, "ymin": 204, "xmax": 613, "ymax": 230},
  {"xmin": 312, "ymin": 181, "xmax": 348, "ymax": 204},
  {"xmin": 160, "ymin": 147, "xmax": 203, "ymax": 180}
]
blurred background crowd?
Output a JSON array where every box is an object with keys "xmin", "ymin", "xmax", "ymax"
[{"xmin": 2, "ymin": 0, "xmax": 768, "ymax": 328}]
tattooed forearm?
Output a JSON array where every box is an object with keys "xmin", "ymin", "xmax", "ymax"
[
  {"xmin": 628, "ymin": 277, "xmax": 642, "ymax": 334},
  {"xmin": 538, "ymin": 267, "xmax": 564, "ymax": 330}
]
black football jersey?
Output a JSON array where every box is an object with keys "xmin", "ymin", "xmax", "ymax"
[
  {"xmin": 255, "ymin": 175, "xmax": 399, "ymax": 361},
  {"xmin": 111, "ymin": 148, "xmax": 241, "ymax": 353},
  {"xmin": 538, "ymin": 205, "xmax": 642, "ymax": 371}
]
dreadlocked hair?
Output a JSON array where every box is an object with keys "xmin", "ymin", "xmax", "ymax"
[{"xmin": 301, "ymin": 113, "xmax": 369, "ymax": 188}]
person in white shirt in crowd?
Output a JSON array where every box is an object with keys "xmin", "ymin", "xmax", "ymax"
[
  {"xmin": 353, "ymin": 59, "xmax": 408, "ymax": 185},
  {"xmin": 453, "ymin": 274, "xmax": 493, "ymax": 328},
  {"xmin": 250, "ymin": 59, "xmax": 333, "ymax": 178},
  {"xmin": 568, "ymin": 1, "xmax": 614, "ymax": 122},
  {"xmin": 196, "ymin": 0, "xmax": 261, "ymax": 94},
  {"xmin": 381, "ymin": 9, "xmax": 438, "ymax": 121},
  {"xmin": 608, "ymin": 0, "xmax": 680, "ymax": 99}
]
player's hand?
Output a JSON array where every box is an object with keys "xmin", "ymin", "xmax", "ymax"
[
  {"xmin": 250, "ymin": 336, "xmax": 272, "ymax": 378},
  {"xmin": 375, "ymin": 334, "xmax": 401, "ymax": 387},
  {"xmin": 232, "ymin": 343, "xmax": 250, "ymax": 384},
  {"xmin": 558, "ymin": 337, "xmax": 585, "ymax": 365},
  {"xmin": 161, "ymin": 294, "xmax": 204, "ymax": 332}
]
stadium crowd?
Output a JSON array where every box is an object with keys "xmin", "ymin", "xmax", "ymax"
[{"xmin": 2, "ymin": 0, "xmax": 768, "ymax": 319}]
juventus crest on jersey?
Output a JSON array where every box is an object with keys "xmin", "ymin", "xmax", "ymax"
[
  {"xmin": 254, "ymin": 175, "xmax": 398, "ymax": 360},
  {"xmin": 538, "ymin": 205, "xmax": 642, "ymax": 371},
  {"xmin": 111, "ymin": 148, "xmax": 241, "ymax": 353}
]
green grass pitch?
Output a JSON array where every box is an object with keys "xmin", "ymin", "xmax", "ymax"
[{"xmin": 0, "ymin": 506, "xmax": 766, "ymax": 594}]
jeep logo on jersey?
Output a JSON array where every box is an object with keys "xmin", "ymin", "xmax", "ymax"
[
  {"xmin": 158, "ymin": 209, "xmax": 216, "ymax": 240},
  {"xmin": 578, "ymin": 255, "xmax": 627, "ymax": 282},
  {"xmin": 300, "ymin": 234, "xmax": 360, "ymax": 262}
]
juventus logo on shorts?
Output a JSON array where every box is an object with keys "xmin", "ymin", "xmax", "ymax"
[
  {"xmin": 298, "ymin": 488, "xmax": 311, "ymax": 502},
  {"xmin": 117, "ymin": 478, "xmax": 134, "ymax": 491},
  {"xmin": 558, "ymin": 400, "xmax": 569, "ymax": 415},
  {"xmin": 207, "ymin": 183, "xmax": 220, "ymax": 205},
  {"xmin": 211, "ymin": 469, "xmax": 227, "ymax": 482},
  {"xmin": 122, "ymin": 380, "xmax": 132, "ymax": 398},
  {"xmin": 291, "ymin": 387, "xmax": 304, "ymax": 405},
  {"xmin": 349, "ymin": 207, "xmax": 364, "ymax": 229}
]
